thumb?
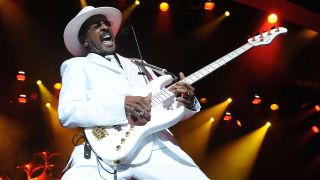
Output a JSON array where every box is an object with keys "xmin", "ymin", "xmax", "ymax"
[{"xmin": 179, "ymin": 72, "xmax": 186, "ymax": 80}]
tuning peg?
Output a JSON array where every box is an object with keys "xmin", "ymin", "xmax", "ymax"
[
  {"xmin": 259, "ymin": 33, "xmax": 264, "ymax": 42},
  {"xmin": 267, "ymin": 30, "xmax": 272, "ymax": 35},
  {"xmin": 275, "ymin": 27, "xmax": 279, "ymax": 32},
  {"xmin": 250, "ymin": 35, "xmax": 256, "ymax": 41}
]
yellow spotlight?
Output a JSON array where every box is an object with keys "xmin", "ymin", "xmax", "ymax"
[
  {"xmin": 159, "ymin": 2, "xmax": 169, "ymax": 12},
  {"xmin": 37, "ymin": 80, "xmax": 42, "ymax": 85},
  {"xmin": 80, "ymin": 0, "xmax": 87, "ymax": 8},
  {"xmin": 225, "ymin": 11, "xmax": 230, "ymax": 16},
  {"xmin": 237, "ymin": 120, "xmax": 242, "ymax": 127},
  {"xmin": 266, "ymin": 122, "xmax": 271, "ymax": 127},
  {"xmin": 135, "ymin": 0, "xmax": 140, "ymax": 5},
  {"xmin": 54, "ymin": 82, "xmax": 62, "ymax": 90},
  {"xmin": 46, "ymin": 103, "xmax": 51, "ymax": 108},
  {"xmin": 227, "ymin": 98, "xmax": 232, "ymax": 103},
  {"xmin": 270, "ymin": 103, "xmax": 279, "ymax": 111},
  {"xmin": 267, "ymin": 13, "xmax": 278, "ymax": 24},
  {"xmin": 210, "ymin": 117, "xmax": 215, "ymax": 122}
]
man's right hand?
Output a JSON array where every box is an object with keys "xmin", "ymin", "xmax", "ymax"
[{"xmin": 125, "ymin": 93, "xmax": 152, "ymax": 126}]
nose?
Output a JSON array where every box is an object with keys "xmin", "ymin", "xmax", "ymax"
[{"xmin": 100, "ymin": 22, "xmax": 109, "ymax": 29}]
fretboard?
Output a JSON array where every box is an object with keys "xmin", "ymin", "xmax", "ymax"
[{"xmin": 151, "ymin": 43, "xmax": 253, "ymax": 107}]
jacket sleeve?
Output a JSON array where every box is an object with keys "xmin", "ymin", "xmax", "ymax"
[{"xmin": 58, "ymin": 59, "xmax": 128, "ymax": 128}]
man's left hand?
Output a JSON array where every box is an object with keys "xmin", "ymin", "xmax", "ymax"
[{"xmin": 169, "ymin": 72, "xmax": 195, "ymax": 109}]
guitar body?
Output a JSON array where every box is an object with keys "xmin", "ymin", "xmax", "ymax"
[{"xmin": 84, "ymin": 75, "xmax": 186, "ymax": 166}]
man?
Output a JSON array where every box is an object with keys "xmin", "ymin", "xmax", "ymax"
[{"xmin": 58, "ymin": 6, "xmax": 209, "ymax": 179}]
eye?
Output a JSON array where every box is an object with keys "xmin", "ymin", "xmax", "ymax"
[
  {"xmin": 89, "ymin": 24, "xmax": 99, "ymax": 31},
  {"xmin": 102, "ymin": 21, "xmax": 111, "ymax": 26}
]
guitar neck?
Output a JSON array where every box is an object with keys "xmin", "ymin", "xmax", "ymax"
[
  {"xmin": 182, "ymin": 43, "xmax": 253, "ymax": 85},
  {"xmin": 151, "ymin": 43, "xmax": 253, "ymax": 107}
]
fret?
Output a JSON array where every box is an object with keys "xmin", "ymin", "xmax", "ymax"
[
  {"xmin": 188, "ymin": 75, "xmax": 197, "ymax": 81},
  {"xmin": 192, "ymin": 74, "xmax": 200, "ymax": 80},
  {"xmin": 188, "ymin": 73, "xmax": 199, "ymax": 80},
  {"xmin": 235, "ymin": 48, "xmax": 244, "ymax": 54},
  {"xmin": 185, "ymin": 78, "xmax": 194, "ymax": 84},
  {"xmin": 215, "ymin": 59, "xmax": 226, "ymax": 66},
  {"xmin": 158, "ymin": 92, "xmax": 166, "ymax": 99},
  {"xmin": 152, "ymin": 96, "xmax": 161, "ymax": 103},
  {"xmin": 228, "ymin": 52, "xmax": 238, "ymax": 58},
  {"xmin": 157, "ymin": 94, "xmax": 165, "ymax": 101},
  {"xmin": 192, "ymin": 71, "xmax": 202, "ymax": 79},
  {"xmin": 195, "ymin": 71, "xmax": 205, "ymax": 77},
  {"xmin": 222, "ymin": 55, "xmax": 231, "ymax": 62},
  {"xmin": 162, "ymin": 89, "xmax": 172, "ymax": 97},
  {"xmin": 206, "ymin": 66, "xmax": 214, "ymax": 72},
  {"xmin": 199, "ymin": 69, "xmax": 208, "ymax": 75},
  {"xmin": 210, "ymin": 62, "xmax": 220, "ymax": 69}
]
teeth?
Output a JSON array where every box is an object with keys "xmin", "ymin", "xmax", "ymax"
[{"xmin": 101, "ymin": 33, "xmax": 112, "ymax": 43}]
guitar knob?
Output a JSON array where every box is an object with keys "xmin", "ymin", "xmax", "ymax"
[
  {"xmin": 130, "ymin": 125, "xmax": 135, "ymax": 131},
  {"xmin": 116, "ymin": 145, "xmax": 121, "ymax": 151}
]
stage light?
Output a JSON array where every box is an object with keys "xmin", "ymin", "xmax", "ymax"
[
  {"xmin": 252, "ymin": 94, "xmax": 262, "ymax": 105},
  {"xmin": 80, "ymin": 0, "xmax": 87, "ymax": 8},
  {"xmin": 268, "ymin": 13, "xmax": 278, "ymax": 24},
  {"xmin": 159, "ymin": 2, "xmax": 169, "ymax": 12},
  {"xmin": 54, "ymin": 83, "xmax": 62, "ymax": 90},
  {"xmin": 270, "ymin": 103, "xmax": 279, "ymax": 111},
  {"xmin": 46, "ymin": 103, "xmax": 51, "ymax": 108},
  {"xmin": 30, "ymin": 93, "xmax": 38, "ymax": 101},
  {"xmin": 227, "ymin": 98, "xmax": 232, "ymax": 103},
  {"xmin": 18, "ymin": 94, "xmax": 27, "ymax": 104},
  {"xmin": 312, "ymin": 126, "xmax": 319, "ymax": 133},
  {"xmin": 200, "ymin": 97, "xmax": 208, "ymax": 104},
  {"xmin": 266, "ymin": 122, "xmax": 271, "ymax": 127},
  {"xmin": 135, "ymin": 0, "xmax": 140, "ymax": 5},
  {"xmin": 210, "ymin": 117, "xmax": 215, "ymax": 122},
  {"xmin": 16, "ymin": 71, "xmax": 26, "ymax": 81},
  {"xmin": 204, "ymin": 1, "xmax": 215, "ymax": 11},
  {"xmin": 237, "ymin": 120, "xmax": 242, "ymax": 127},
  {"xmin": 37, "ymin": 80, "xmax": 42, "ymax": 85},
  {"xmin": 225, "ymin": 11, "xmax": 230, "ymax": 17},
  {"xmin": 315, "ymin": 105, "xmax": 320, "ymax": 112},
  {"xmin": 223, "ymin": 112, "xmax": 232, "ymax": 121}
]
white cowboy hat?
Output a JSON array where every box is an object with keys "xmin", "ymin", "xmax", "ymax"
[{"xmin": 63, "ymin": 6, "xmax": 122, "ymax": 56}]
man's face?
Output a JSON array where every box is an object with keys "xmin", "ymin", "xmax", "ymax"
[{"xmin": 80, "ymin": 15, "xmax": 116, "ymax": 55}]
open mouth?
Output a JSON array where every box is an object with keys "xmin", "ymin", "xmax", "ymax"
[{"xmin": 101, "ymin": 30, "xmax": 113, "ymax": 44}]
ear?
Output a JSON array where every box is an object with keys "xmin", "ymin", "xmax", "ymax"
[{"xmin": 83, "ymin": 41, "xmax": 89, "ymax": 48}]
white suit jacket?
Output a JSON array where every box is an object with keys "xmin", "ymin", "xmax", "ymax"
[{"xmin": 58, "ymin": 53, "xmax": 200, "ymax": 167}]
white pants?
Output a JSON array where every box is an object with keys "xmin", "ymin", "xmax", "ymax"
[{"xmin": 62, "ymin": 147, "xmax": 209, "ymax": 180}]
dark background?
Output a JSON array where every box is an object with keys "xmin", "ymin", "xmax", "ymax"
[{"xmin": 0, "ymin": 0, "xmax": 319, "ymax": 179}]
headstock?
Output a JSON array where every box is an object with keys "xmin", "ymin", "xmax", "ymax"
[{"xmin": 248, "ymin": 27, "xmax": 288, "ymax": 46}]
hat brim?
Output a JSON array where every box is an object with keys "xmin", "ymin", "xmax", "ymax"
[{"xmin": 63, "ymin": 7, "xmax": 122, "ymax": 56}]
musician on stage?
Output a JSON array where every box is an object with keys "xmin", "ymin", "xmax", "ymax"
[{"xmin": 58, "ymin": 6, "xmax": 208, "ymax": 179}]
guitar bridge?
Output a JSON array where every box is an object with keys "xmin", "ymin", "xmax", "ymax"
[{"xmin": 92, "ymin": 126, "xmax": 108, "ymax": 141}]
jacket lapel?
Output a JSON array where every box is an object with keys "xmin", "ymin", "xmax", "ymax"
[{"xmin": 86, "ymin": 53, "xmax": 124, "ymax": 73}]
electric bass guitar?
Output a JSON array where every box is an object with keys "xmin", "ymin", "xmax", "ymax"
[{"xmin": 84, "ymin": 27, "xmax": 288, "ymax": 166}]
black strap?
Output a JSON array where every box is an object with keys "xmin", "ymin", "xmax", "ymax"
[{"xmin": 84, "ymin": 141, "xmax": 91, "ymax": 159}]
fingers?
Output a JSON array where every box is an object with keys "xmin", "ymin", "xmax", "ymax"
[{"xmin": 125, "ymin": 94, "xmax": 152, "ymax": 126}]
